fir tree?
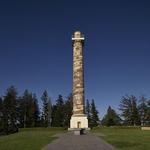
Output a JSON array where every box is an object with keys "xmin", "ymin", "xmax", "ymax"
[
  {"xmin": 52, "ymin": 95, "xmax": 64, "ymax": 127},
  {"xmin": 90, "ymin": 99, "xmax": 99, "ymax": 128},
  {"xmin": 146, "ymin": 100, "xmax": 150, "ymax": 125},
  {"xmin": 138, "ymin": 96, "xmax": 148, "ymax": 126},
  {"xmin": 23, "ymin": 90, "xmax": 33, "ymax": 127},
  {"xmin": 63, "ymin": 93, "xmax": 73, "ymax": 127},
  {"xmin": 19, "ymin": 90, "xmax": 38, "ymax": 127},
  {"xmin": 41, "ymin": 90, "xmax": 52, "ymax": 127},
  {"xmin": 0, "ymin": 97, "xmax": 3, "ymax": 134},
  {"xmin": 132, "ymin": 97, "xmax": 140, "ymax": 125},
  {"xmin": 102, "ymin": 106, "xmax": 121, "ymax": 126},
  {"xmin": 3, "ymin": 86, "xmax": 18, "ymax": 134},
  {"xmin": 18, "ymin": 90, "xmax": 28, "ymax": 128},
  {"xmin": 120, "ymin": 95, "xmax": 140, "ymax": 125},
  {"xmin": 47, "ymin": 96, "xmax": 52, "ymax": 127},
  {"xmin": 32, "ymin": 94, "xmax": 40, "ymax": 127},
  {"xmin": 85, "ymin": 99, "xmax": 91, "ymax": 125}
]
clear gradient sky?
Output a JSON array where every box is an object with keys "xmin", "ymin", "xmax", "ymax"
[{"xmin": 0, "ymin": 0, "xmax": 150, "ymax": 117}]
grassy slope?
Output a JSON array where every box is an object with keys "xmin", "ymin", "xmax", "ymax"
[
  {"xmin": 0, "ymin": 128, "xmax": 66, "ymax": 150},
  {"xmin": 93, "ymin": 127, "xmax": 150, "ymax": 150}
]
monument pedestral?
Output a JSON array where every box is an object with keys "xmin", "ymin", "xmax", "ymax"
[{"xmin": 70, "ymin": 115, "xmax": 88, "ymax": 129}]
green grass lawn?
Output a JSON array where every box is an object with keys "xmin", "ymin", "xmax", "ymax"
[
  {"xmin": 1, "ymin": 127, "xmax": 150, "ymax": 150},
  {"xmin": 92, "ymin": 127, "xmax": 150, "ymax": 150},
  {"xmin": 0, "ymin": 128, "xmax": 66, "ymax": 150}
]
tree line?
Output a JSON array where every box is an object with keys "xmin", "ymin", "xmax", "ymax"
[
  {"xmin": 0, "ymin": 86, "xmax": 150, "ymax": 135},
  {"xmin": 101, "ymin": 95, "xmax": 150, "ymax": 126},
  {"xmin": 0, "ymin": 86, "xmax": 99, "ymax": 135}
]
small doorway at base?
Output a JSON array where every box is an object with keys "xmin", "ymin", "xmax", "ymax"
[{"xmin": 77, "ymin": 121, "xmax": 81, "ymax": 128}]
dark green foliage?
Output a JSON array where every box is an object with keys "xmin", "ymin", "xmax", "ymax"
[
  {"xmin": 85, "ymin": 99, "xmax": 91, "ymax": 121},
  {"xmin": 90, "ymin": 99, "xmax": 99, "ymax": 128},
  {"xmin": 1, "ymin": 84, "xmax": 150, "ymax": 136},
  {"xmin": 41, "ymin": 90, "xmax": 52, "ymax": 127},
  {"xmin": 85, "ymin": 99, "xmax": 92, "ymax": 127},
  {"xmin": 0, "ymin": 97, "xmax": 4, "ymax": 134},
  {"xmin": 146, "ymin": 100, "xmax": 150, "ymax": 125},
  {"xmin": 18, "ymin": 90, "xmax": 40, "ymax": 128},
  {"xmin": 51, "ymin": 95, "xmax": 64, "ymax": 127},
  {"xmin": 120, "ymin": 95, "xmax": 150, "ymax": 126},
  {"xmin": 120, "ymin": 95, "xmax": 140, "ymax": 126},
  {"xmin": 20, "ymin": 90, "xmax": 31, "ymax": 127},
  {"xmin": 63, "ymin": 94, "xmax": 73, "ymax": 127},
  {"xmin": 47, "ymin": 96, "xmax": 52, "ymax": 127},
  {"xmin": 33, "ymin": 94, "xmax": 40, "ymax": 127},
  {"xmin": 138, "ymin": 96, "xmax": 148, "ymax": 126},
  {"xmin": 85, "ymin": 99, "xmax": 100, "ymax": 128},
  {"xmin": 51, "ymin": 105, "xmax": 57, "ymax": 127},
  {"xmin": 102, "ymin": 106, "xmax": 121, "ymax": 126},
  {"xmin": 3, "ymin": 86, "xmax": 18, "ymax": 134}
]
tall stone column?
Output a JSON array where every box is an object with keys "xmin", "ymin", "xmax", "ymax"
[
  {"xmin": 72, "ymin": 31, "xmax": 85, "ymax": 115},
  {"xmin": 69, "ymin": 31, "xmax": 89, "ymax": 129}
]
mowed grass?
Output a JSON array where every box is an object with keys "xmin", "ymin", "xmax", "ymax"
[
  {"xmin": 92, "ymin": 127, "xmax": 150, "ymax": 150},
  {"xmin": 0, "ymin": 128, "xmax": 66, "ymax": 150}
]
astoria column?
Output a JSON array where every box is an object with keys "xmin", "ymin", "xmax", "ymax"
[{"xmin": 69, "ymin": 31, "xmax": 88, "ymax": 129}]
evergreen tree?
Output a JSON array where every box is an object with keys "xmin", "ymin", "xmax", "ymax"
[
  {"xmin": 41, "ymin": 90, "xmax": 52, "ymax": 127},
  {"xmin": 19, "ymin": 90, "xmax": 38, "ymax": 127},
  {"xmin": 47, "ymin": 96, "xmax": 52, "ymax": 127},
  {"xmin": 90, "ymin": 99, "xmax": 99, "ymax": 128},
  {"xmin": 85, "ymin": 99, "xmax": 91, "ymax": 125},
  {"xmin": 17, "ymin": 96, "xmax": 24, "ymax": 128},
  {"xmin": 3, "ymin": 86, "xmax": 18, "ymax": 134},
  {"xmin": 132, "ymin": 97, "xmax": 140, "ymax": 125},
  {"xmin": 51, "ymin": 104, "xmax": 57, "ymax": 127},
  {"xmin": 120, "ymin": 95, "xmax": 140, "ymax": 126},
  {"xmin": 0, "ymin": 97, "xmax": 4, "ymax": 134},
  {"xmin": 52, "ymin": 95, "xmax": 64, "ymax": 127},
  {"xmin": 32, "ymin": 94, "xmax": 40, "ymax": 127},
  {"xmin": 63, "ymin": 93, "xmax": 73, "ymax": 127},
  {"xmin": 18, "ymin": 91, "xmax": 28, "ymax": 128},
  {"xmin": 28, "ymin": 94, "xmax": 36, "ymax": 127},
  {"xmin": 102, "ymin": 106, "xmax": 121, "ymax": 126},
  {"xmin": 0, "ymin": 97, "xmax": 3, "ymax": 117},
  {"xmin": 138, "ymin": 96, "xmax": 148, "ymax": 126},
  {"xmin": 146, "ymin": 100, "xmax": 150, "ymax": 125},
  {"xmin": 22, "ymin": 90, "xmax": 33, "ymax": 127}
]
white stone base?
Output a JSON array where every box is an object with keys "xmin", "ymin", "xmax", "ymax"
[{"xmin": 69, "ymin": 115, "xmax": 89, "ymax": 129}]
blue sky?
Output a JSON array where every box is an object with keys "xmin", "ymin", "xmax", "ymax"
[{"xmin": 0, "ymin": 0, "xmax": 150, "ymax": 117}]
